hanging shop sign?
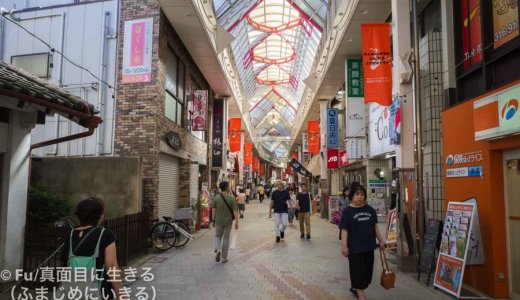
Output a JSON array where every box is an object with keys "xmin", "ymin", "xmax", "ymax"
[
  {"xmin": 308, "ymin": 121, "xmax": 320, "ymax": 154},
  {"xmin": 474, "ymin": 84, "xmax": 520, "ymax": 140},
  {"xmin": 229, "ymin": 118, "xmax": 241, "ymax": 152},
  {"xmin": 165, "ymin": 131, "xmax": 182, "ymax": 150},
  {"xmin": 260, "ymin": 163, "xmax": 265, "ymax": 177},
  {"xmin": 346, "ymin": 138, "xmax": 366, "ymax": 160},
  {"xmin": 192, "ymin": 90, "xmax": 207, "ymax": 131},
  {"xmin": 340, "ymin": 150, "xmax": 348, "ymax": 166},
  {"xmin": 346, "ymin": 97, "xmax": 365, "ymax": 138},
  {"xmin": 289, "ymin": 158, "xmax": 312, "ymax": 177},
  {"xmin": 434, "ymin": 202, "xmax": 479, "ymax": 298},
  {"xmin": 327, "ymin": 108, "xmax": 339, "ymax": 148},
  {"xmin": 361, "ymin": 23, "xmax": 392, "ymax": 106},
  {"xmin": 419, "ymin": 219, "xmax": 442, "ymax": 273},
  {"xmin": 461, "ymin": 0, "xmax": 483, "ymax": 69},
  {"xmin": 385, "ymin": 210, "xmax": 398, "ymax": 245},
  {"xmin": 244, "ymin": 143, "xmax": 253, "ymax": 166},
  {"xmin": 369, "ymin": 103, "xmax": 395, "ymax": 157},
  {"xmin": 493, "ymin": 0, "xmax": 519, "ymax": 49},
  {"xmin": 122, "ymin": 18, "xmax": 153, "ymax": 83},
  {"xmin": 389, "ymin": 97, "xmax": 401, "ymax": 145},
  {"xmin": 327, "ymin": 148, "xmax": 339, "ymax": 169},
  {"xmin": 302, "ymin": 132, "xmax": 309, "ymax": 153},
  {"xmin": 346, "ymin": 59, "xmax": 364, "ymax": 97},
  {"xmin": 212, "ymin": 99, "xmax": 224, "ymax": 168}
]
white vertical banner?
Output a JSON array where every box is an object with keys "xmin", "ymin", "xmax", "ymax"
[
  {"xmin": 369, "ymin": 103, "xmax": 396, "ymax": 157},
  {"xmin": 302, "ymin": 132, "xmax": 309, "ymax": 153},
  {"xmin": 346, "ymin": 97, "xmax": 365, "ymax": 138}
]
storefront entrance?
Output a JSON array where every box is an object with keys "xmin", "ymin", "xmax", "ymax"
[{"xmin": 505, "ymin": 150, "xmax": 520, "ymax": 299}]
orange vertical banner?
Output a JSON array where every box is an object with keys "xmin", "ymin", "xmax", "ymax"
[
  {"xmin": 292, "ymin": 152, "xmax": 298, "ymax": 160},
  {"xmin": 228, "ymin": 118, "xmax": 241, "ymax": 152},
  {"xmin": 253, "ymin": 156, "xmax": 259, "ymax": 172},
  {"xmin": 361, "ymin": 23, "xmax": 392, "ymax": 106},
  {"xmin": 260, "ymin": 163, "xmax": 265, "ymax": 176},
  {"xmin": 307, "ymin": 121, "xmax": 320, "ymax": 154},
  {"xmin": 244, "ymin": 143, "xmax": 253, "ymax": 166}
]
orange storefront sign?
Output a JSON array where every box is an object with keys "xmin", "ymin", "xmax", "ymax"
[
  {"xmin": 229, "ymin": 118, "xmax": 241, "ymax": 152},
  {"xmin": 253, "ymin": 156, "xmax": 259, "ymax": 172},
  {"xmin": 361, "ymin": 23, "xmax": 392, "ymax": 106},
  {"xmin": 308, "ymin": 121, "xmax": 320, "ymax": 154},
  {"xmin": 244, "ymin": 143, "xmax": 253, "ymax": 166}
]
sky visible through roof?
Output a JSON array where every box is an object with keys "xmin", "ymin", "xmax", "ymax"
[{"xmin": 214, "ymin": 0, "xmax": 328, "ymax": 160}]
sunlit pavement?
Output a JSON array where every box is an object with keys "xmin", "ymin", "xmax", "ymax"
[{"xmin": 131, "ymin": 199, "xmax": 452, "ymax": 300}]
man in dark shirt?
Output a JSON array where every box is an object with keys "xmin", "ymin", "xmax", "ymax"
[
  {"xmin": 269, "ymin": 180, "xmax": 290, "ymax": 243},
  {"xmin": 296, "ymin": 183, "xmax": 313, "ymax": 239}
]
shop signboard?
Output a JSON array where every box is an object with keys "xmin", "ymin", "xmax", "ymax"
[
  {"xmin": 420, "ymin": 219, "xmax": 442, "ymax": 273},
  {"xmin": 346, "ymin": 97, "xmax": 365, "ymax": 138},
  {"xmin": 474, "ymin": 84, "xmax": 520, "ymax": 140},
  {"xmin": 244, "ymin": 143, "xmax": 253, "ymax": 166},
  {"xmin": 463, "ymin": 198, "xmax": 485, "ymax": 265},
  {"xmin": 327, "ymin": 149, "xmax": 339, "ymax": 169},
  {"xmin": 192, "ymin": 90, "xmax": 207, "ymax": 131},
  {"xmin": 434, "ymin": 202, "xmax": 477, "ymax": 297},
  {"xmin": 389, "ymin": 97, "xmax": 401, "ymax": 145},
  {"xmin": 302, "ymin": 133, "xmax": 309, "ymax": 153},
  {"xmin": 308, "ymin": 121, "xmax": 320, "ymax": 154},
  {"xmin": 461, "ymin": 0, "xmax": 483, "ymax": 69},
  {"xmin": 340, "ymin": 150, "xmax": 348, "ymax": 166},
  {"xmin": 122, "ymin": 18, "xmax": 153, "ymax": 83},
  {"xmin": 493, "ymin": 0, "xmax": 519, "ymax": 49},
  {"xmin": 212, "ymin": 100, "xmax": 223, "ymax": 168},
  {"xmin": 228, "ymin": 118, "xmax": 241, "ymax": 152},
  {"xmin": 369, "ymin": 103, "xmax": 395, "ymax": 157},
  {"xmin": 346, "ymin": 138, "xmax": 366, "ymax": 159},
  {"xmin": 346, "ymin": 59, "xmax": 364, "ymax": 97},
  {"xmin": 327, "ymin": 108, "xmax": 339, "ymax": 148}
]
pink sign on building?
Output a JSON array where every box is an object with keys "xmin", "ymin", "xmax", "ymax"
[{"xmin": 122, "ymin": 18, "xmax": 153, "ymax": 84}]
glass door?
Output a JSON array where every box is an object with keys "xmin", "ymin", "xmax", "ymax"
[{"xmin": 506, "ymin": 157, "xmax": 520, "ymax": 299}]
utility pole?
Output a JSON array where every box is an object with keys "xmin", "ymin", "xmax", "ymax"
[{"xmin": 412, "ymin": 0, "xmax": 425, "ymax": 256}]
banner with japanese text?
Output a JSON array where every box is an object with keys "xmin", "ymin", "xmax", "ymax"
[
  {"xmin": 289, "ymin": 158, "xmax": 312, "ymax": 177},
  {"xmin": 361, "ymin": 23, "xmax": 392, "ymax": 106},
  {"xmin": 228, "ymin": 118, "xmax": 241, "ymax": 152},
  {"xmin": 253, "ymin": 156, "xmax": 259, "ymax": 172},
  {"xmin": 327, "ymin": 108, "xmax": 339, "ymax": 148},
  {"xmin": 192, "ymin": 90, "xmax": 207, "ymax": 131},
  {"xmin": 122, "ymin": 18, "xmax": 153, "ymax": 83},
  {"xmin": 346, "ymin": 59, "xmax": 364, "ymax": 97},
  {"xmin": 302, "ymin": 133, "xmax": 309, "ymax": 153},
  {"xmin": 244, "ymin": 143, "xmax": 253, "ymax": 166},
  {"xmin": 307, "ymin": 121, "xmax": 320, "ymax": 154},
  {"xmin": 260, "ymin": 163, "xmax": 265, "ymax": 176},
  {"xmin": 212, "ymin": 100, "xmax": 224, "ymax": 168}
]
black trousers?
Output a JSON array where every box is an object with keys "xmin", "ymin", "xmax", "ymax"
[{"xmin": 348, "ymin": 251, "xmax": 375, "ymax": 290}]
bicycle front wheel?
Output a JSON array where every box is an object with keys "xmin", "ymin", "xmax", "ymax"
[
  {"xmin": 151, "ymin": 222, "xmax": 176, "ymax": 251},
  {"xmin": 172, "ymin": 221, "xmax": 190, "ymax": 248}
]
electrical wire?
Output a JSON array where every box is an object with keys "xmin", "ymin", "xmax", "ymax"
[{"xmin": 1, "ymin": 14, "xmax": 117, "ymax": 92}]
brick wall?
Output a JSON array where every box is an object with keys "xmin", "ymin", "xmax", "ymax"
[{"xmin": 115, "ymin": 2, "xmax": 211, "ymax": 216}]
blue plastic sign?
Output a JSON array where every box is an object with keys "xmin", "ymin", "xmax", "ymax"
[{"xmin": 327, "ymin": 108, "xmax": 339, "ymax": 148}]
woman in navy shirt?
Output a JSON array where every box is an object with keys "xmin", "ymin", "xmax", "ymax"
[{"xmin": 339, "ymin": 184, "xmax": 385, "ymax": 299}]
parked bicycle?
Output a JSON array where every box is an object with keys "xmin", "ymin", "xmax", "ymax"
[{"xmin": 150, "ymin": 216, "xmax": 194, "ymax": 251}]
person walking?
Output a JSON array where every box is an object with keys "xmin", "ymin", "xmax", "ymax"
[
  {"xmin": 212, "ymin": 181, "xmax": 239, "ymax": 263},
  {"xmin": 257, "ymin": 185, "xmax": 265, "ymax": 203},
  {"xmin": 339, "ymin": 184, "xmax": 385, "ymax": 300},
  {"xmin": 268, "ymin": 180, "xmax": 290, "ymax": 243},
  {"xmin": 236, "ymin": 188, "xmax": 246, "ymax": 218},
  {"xmin": 245, "ymin": 185, "xmax": 251, "ymax": 204},
  {"xmin": 288, "ymin": 189, "xmax": 296, "ymax": 224},
  {"xmin": 296, "ymin": 183, "xmax": 313, "ymax": 239},
  {"xmin": 60, "ymin": 198, "xmax": 123, "ymax": 299}
]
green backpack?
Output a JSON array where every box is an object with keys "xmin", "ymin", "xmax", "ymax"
[{"xmin": 58, "ymin": 227, "xmax": 105, "ymax": 299}]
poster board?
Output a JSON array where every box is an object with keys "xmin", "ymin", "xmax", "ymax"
[
  {"xmin": 434, "ymin": 202, "xmax": 476, "ymax": 297},
  {"xmin": 385, "ymin": 210, "xmax": 397, "ymax": 245},
  {"xmin": 463, "ymin": 198, "xmax": 485, "ymax": 265},
  {"xmin": 420, "ymin": 219, "xmax": 442, "ymax": 273}
]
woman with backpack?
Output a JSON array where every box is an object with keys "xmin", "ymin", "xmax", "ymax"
[{"xmin": 61, "ymin": 198, "xmax": 123, "ymax": 299}]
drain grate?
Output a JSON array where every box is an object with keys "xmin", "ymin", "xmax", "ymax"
[{"xmin": 148, "ymin": 256, "xmax": 168, "ymax": 263}]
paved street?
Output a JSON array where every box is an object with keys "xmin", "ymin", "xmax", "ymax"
[{"xmin": 133, "ymin": 199, "xmax": 451, "ymax": 300}]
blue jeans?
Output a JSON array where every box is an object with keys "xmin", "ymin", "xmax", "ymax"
[{"xmin": 288, "ymin": 208, "xmax": 295, "ymax": 223}]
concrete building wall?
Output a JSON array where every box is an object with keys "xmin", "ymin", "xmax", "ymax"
[
  {"xmin": 30, "ymin": 156, "xmax": 142, "ymax": 219},
  {"xmin": 2, "ymin": 1, "xmax": 119, "ymax": 157}
]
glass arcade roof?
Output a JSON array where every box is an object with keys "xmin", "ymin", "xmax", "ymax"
[{"xmin": 214, "ymin": 0, "xmax": 328, "ymax": 159}]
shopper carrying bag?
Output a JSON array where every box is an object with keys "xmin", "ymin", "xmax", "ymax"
[{"xmin": 380, "ymin": 248, "xmax": 396, "ymax": 289}]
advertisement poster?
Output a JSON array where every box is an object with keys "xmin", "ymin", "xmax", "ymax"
[
  {"xmin": 346, "ymin": 97, "xmax": 365, "ymax": 138},
  {"xmin": 389, "ymin": 97, "xmax": 401, "ymax": 145},
  {"xmin": 493, "ymin": 0, "xmax": 519, "ymax": 49},
  {"xmin": 212, "ymin": 100, "xmax": 223, "ymax": 168},
  {"xmin": 346, "ymin": 138, "xmax": 366, "ymax": 160},
  {"xmin": 228, "ymin": 118, "xmax": 241, "ymax": 152},
  {"xmin": 122, "ymin": 18, "xmax": 153, "ymax": 83},
  {"xmin": 369, "ymin": 103, "xmax": 395, "ymax": 157},
  {"xmin": 461, "ymin": 0, "xmax": 482, "ymax": 69},
  {"xmin": 463, "ymin": 198, "xmax": 485, "ymax": 265},
  {"xmin": 434, "ymin": 202, "xmax": 476, "ymax": 297},
  {"xmin": 346, "ymin": 59, "xmax": 364, "ymax": 97},
  {"xmin": 327, "ymin": 108, "xmax": 339, "ymax": 148},
  {"xmin": 385, "ymin": 210, "xmax": 397, "ymax": 245},
  {"xmin": 361, "ymin": 23, "xmax": 392, "ymax": 106},
  {"xmin": 253, "ymin": 156, "xmax": 259, "ymax": 173},
  {"xmin": 192, "ymin": 90, "xmax": 207, "ymax": 131},
  {"xmin": 244, "ymin": 143, "xmax": 253, "ymax": 166},
  {"xmin": 308, "ymin": 121, "xmax": 320, "ymax": 154},
  {"xmin": 327, "ymin": 148, "xmax": 339, "ymax": 169}
]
